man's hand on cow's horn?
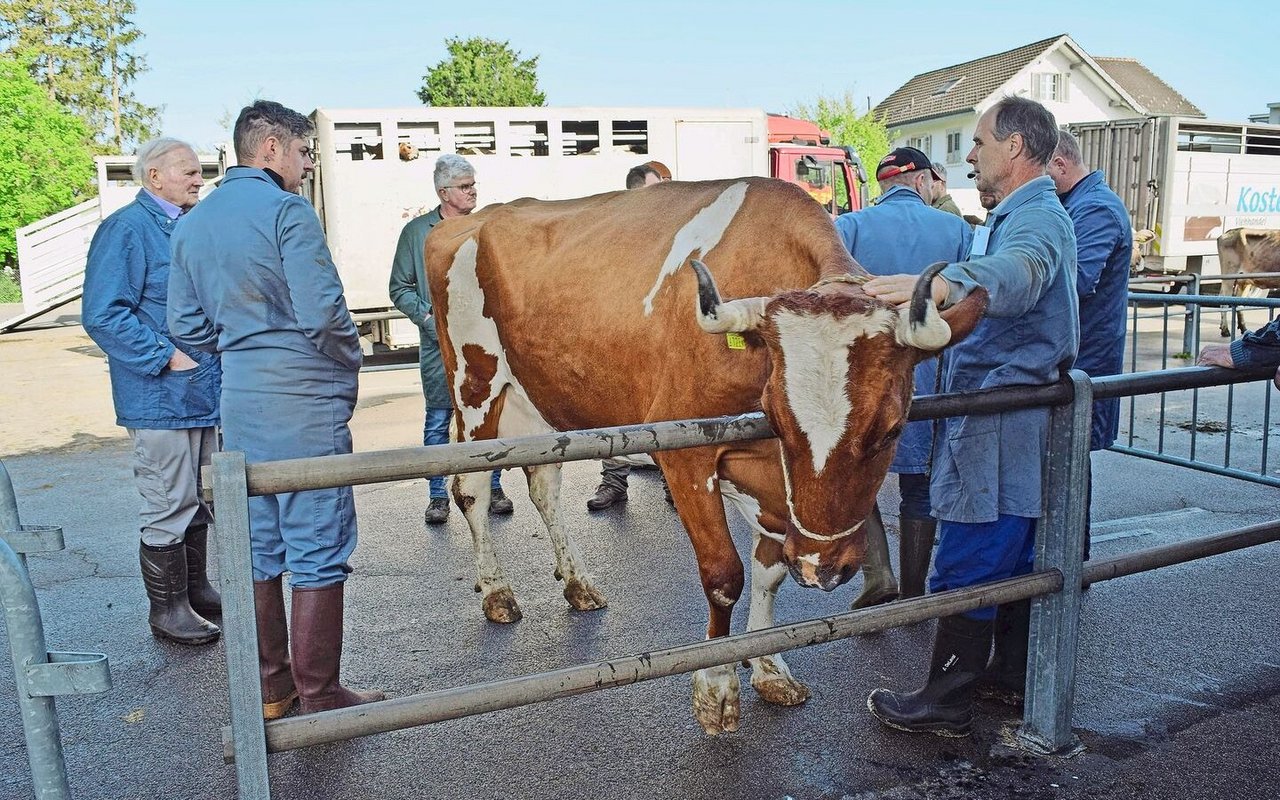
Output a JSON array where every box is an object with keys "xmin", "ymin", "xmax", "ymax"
[
  {"xmin": 864, "ymin": 274, "xmax": 949, "ymax": 309},
  {"xmin": 1196, "ymin": 344, "xmax": 1236, "ymax": 369}
]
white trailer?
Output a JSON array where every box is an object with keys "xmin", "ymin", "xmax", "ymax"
[
  {"xmin": 1067, "ymin": 115, "xmax": 1280, "ymax": 276},
  {"xmin": 306, "ymin": 106, "xmax": 864, "ymax": 350}
]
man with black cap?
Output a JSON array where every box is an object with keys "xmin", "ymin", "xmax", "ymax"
[{"xmin": 834, "ymin": 146, "xmax": 973, "ymax": 610}]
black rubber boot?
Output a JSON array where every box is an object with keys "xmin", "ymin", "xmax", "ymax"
[
  {"xmin": 975, "ymin": 599, "xmax": 1030, "ymax": 707},
  {"xmin": 184, "ymin": 524, "xmax": 222, "ymax": 617},
  {"xmin": 850, "ymin": 505, "xmax": 899, "ymax": 609},
  {"xmin": 867, "ymin": 614, "xmax": 993, "ymax": 737},
  {"xmin": 898, "ymin": 516, "xmax": 937, "ymax": 600},
  {"xmin": 139, "ymin": 542, "xmax": 221, "ymax": 646}
]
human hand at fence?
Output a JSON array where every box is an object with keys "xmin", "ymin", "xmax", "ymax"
[{"xmin": 1196, "ymin": 344, "xmax": 1236, "ymax": 369}]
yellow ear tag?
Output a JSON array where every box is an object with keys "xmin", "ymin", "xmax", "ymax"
[{"xmin": 725, "ymin": 332, "xmax": 747, "ymax": 350}]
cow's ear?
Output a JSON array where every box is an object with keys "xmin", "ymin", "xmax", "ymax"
[{"xmin": 938, "ymin": 287, "xmax": 988, "ymax": 347}]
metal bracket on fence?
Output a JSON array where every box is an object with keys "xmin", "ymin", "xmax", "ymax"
[
  {"xmin": 1017, "ymin": 370, "xmax": 1091, "ymax": 756},
  {"xmin": 1, "ymin": 459, "xmax": 113, "ymax": 800}
]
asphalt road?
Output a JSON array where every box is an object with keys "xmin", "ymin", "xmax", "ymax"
[{"xmin": 1, "ymin": 310, "xmax": 1277, "ymax": 800}]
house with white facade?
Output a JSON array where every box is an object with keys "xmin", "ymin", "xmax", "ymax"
[{"xmin": 873, "ymin": 34, "xmax": 1203, "ymax": 215}]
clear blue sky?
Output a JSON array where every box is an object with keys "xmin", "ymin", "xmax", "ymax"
[{"xmin": 133, "ymin": 0, "xmax": 1274, "ymax": 152}]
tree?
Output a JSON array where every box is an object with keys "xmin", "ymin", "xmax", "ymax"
[
  {"xmin": 792, "ymin": 92, "xmax": 892, "ymax": 198},
  {"xmin": 0, "ymin": 56, "xmax": 95, "ymax": 270},
  {"xmin": 417, "ymin": 37, "xmax": 546, "ymax": 107},
  {"xmin": 0, "ymin": 0, "xmax": 160, "ymax": 152}
]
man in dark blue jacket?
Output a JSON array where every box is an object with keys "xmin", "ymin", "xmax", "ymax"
[
  {"xmin": 83, "ymin": 137, "xmax": 223, "ymax": 647},
  {"xmin": 835, "ymin": 147, "xmax": 973, "ymax": 607}
]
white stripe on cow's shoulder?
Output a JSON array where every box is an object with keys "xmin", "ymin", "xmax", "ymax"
[
  {"xmin": 773, "ymin": 307, "xmax": 895, "ymax": 474},
  {"xmin": 643, "ymin": 182, "xmax": 750, "ymax": 316},
  {"xmin": 444, "ymin": 236, "xmax": 554, "ymax": 440},
  {"xmin": 720, "ymin": 479, "xmax": 785, "ymax": 544}
]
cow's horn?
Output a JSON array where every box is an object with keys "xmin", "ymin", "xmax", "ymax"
[
  {"xmin": 690, "ymin": 259, "xmax": 767, "ymax": 333},
  {"xmin": 898, "ymin": 261, "xmax": 952, "ymax": 351}
]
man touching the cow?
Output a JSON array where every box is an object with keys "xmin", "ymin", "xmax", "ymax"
[
  {"xmin": 1049, "ymin": 130, "xmax": 1132, "ymax": 564},
  {"xmin": 834, "ymin": 147, "xmax": 973, "ymax": 607},
  {"xmin": 389, "ymin": 154, "xmax": 514, "ymax": 525},
  {"xmin": 862, "ymin": 96, "xmax": 1079, "ymax": 737},
  {"xmin": 169, "ymin": 100, "xmax": 383, "ymax": 717}
]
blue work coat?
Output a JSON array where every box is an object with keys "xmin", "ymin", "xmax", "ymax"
[
  {"xmin": 835, "ymin": 186, "xmax": 974, "ymax": 473},
  {"xmin": 387, "ymin": 207, "xmax": 451, "ymax": 408},
  {"xmin": 82, "ymin": 190, "xmax": 220, "ymax": 429},
  {"xmin": 167, "ymin": 167, "xmax": 362, "ymax": 585},
  {"xmin": 1060, "ymin": 170, "xmax": 1131, "ymax": 450},
  {"xmin": 932, "ymin": 176, "xmax": 1080, "ymax": 524}
]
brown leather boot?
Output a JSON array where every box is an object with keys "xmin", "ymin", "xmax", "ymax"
[
  {"xmin": 254, "ymin": 577, "xmax": 297, "ymax": 720},
  {"xmin": 290, "ymin": 583, "xmax": 385, "ymax": 714},
  {"xmin": 139, "ymin": 542, "xmax": 221, "ymax": 646},
  {"xmin": 184, "ymin": 525, "xmax": 223, "ymax": 617}
]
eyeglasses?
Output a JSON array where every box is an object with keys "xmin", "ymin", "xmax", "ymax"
[
  {"xmin": 445, "ymin": 182, "xmax": 477, "ymax": 192},
  {"xmin": 298, "ymin": 146, "xmax": 315, "ymax": 161}
]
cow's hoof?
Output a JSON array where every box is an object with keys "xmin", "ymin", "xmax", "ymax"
[
  {"xmin": 482, "ymin": 588, "xmax": 522, "ymax": 623},
  {"xmin": 750, "ymin": 656, "xmax": 810, "ymax": 706},
  {"xmin": 563, "ymin": 578, "xmax": 607, "ymax": 611},
  {"xmin": 692, "ymin": 664, "xmax": 740, "ymax": 735},
  {"xmin": 850, "ymin": 584, "xmax": 899, "ymax": 610}
]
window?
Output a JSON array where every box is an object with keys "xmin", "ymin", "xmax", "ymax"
[
  {"xmin": 933, "ymin": 76, "xmax": 965, "ymax": 96},
  {"xmin": 561, "ymin": 120, "xmax": 600, "ymax": 155},
  {"xmin": 793, "ymin": 156, "xmax": 835, "ymax": 214},
  {"xmin": 945, "ymin": 130, "xmax": 963, "ymax": 164},
  {"xmin": 510, "ymin": 120, "xmax": 549, "ymax": 156},
  {"xmin": 611, "ymin": 120, "xmax": 649, "ymax": 155},
  {"xmin": 1031, "ymin": 72, "xmax": 1070, "ymax": 102},
  {"xmin": 907, "ymin": 135, "xmax": 932, "ymax": 158},
  {"xmin": 454, "ymin": 121, "xmax": 496, "ymax": 155}
]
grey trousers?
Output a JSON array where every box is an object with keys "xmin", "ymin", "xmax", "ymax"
[
  {"xmin": 599, "ymin": 459, "xmax": 631, "ymax": 491},
  {"xmin": 127, "ymin": 427, "xmax": 218, "ymax": 546}
]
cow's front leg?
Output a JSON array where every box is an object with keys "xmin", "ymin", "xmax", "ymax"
[
  {"xmin": 666, "ymin": 456, "xmax": 745, "ymax": 734},
  {"xmin": 525, "ymin": 464, "xmax": 606, "ymax": 612},
  {"xmin": 746, "ymin": 532, "xmax": 810, "ymax": 706},
  {"xmin": 454, "ymin": 470, "xmax": 521, "ymax": 623}
]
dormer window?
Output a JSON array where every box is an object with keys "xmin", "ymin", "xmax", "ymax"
[{"xmin": 933, "ymin": 77, "xmax": 965, "ymax": 96}]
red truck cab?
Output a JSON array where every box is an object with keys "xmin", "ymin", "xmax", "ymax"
[{"xmin": 767, "ymin": 114, "xmax": 868, "ymax": 217}]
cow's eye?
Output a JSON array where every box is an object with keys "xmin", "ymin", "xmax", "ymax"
[{"xmin": 877, "ymin": 424, "xmax": 903, "ymax": 452}]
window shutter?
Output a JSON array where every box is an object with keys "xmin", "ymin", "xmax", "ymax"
[
  {"xmin": 1061, "ymin": 72, "xmax": 1070, "ymax": 102},
  {"xmin": 1031, "ymin": 73, "xmax": 1043, "ymax": 100}
]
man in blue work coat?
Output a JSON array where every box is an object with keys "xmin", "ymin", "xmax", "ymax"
[
  {"xmin": 863, "ymin": 97, "xmax": 1080, "ymax": 737},
  {"xmin": 168, "ymin": 100, "xmax": 383, "ymax": 718},
  {"xmin": 388, "ymin": 154, "xmax": 512, "ymax": 526},
  {"xmin": 83, "ymin": 137, "xmax": 222, "ymax": 647},
  {"xmin": 835, "ymin": 147, "xmax": 974, "ymax": 607}
]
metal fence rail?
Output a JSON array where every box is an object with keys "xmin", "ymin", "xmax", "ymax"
[{"xmin": 208, "ymin": 364, "xmax": 1277, "ymax": 798}]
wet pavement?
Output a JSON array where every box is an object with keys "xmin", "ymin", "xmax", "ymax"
[{"xmin": 0, "ymin": 311, "xmax": 1276, "ymax": 800}]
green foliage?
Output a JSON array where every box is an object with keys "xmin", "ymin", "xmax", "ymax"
[
  {"xmin": 0, "ymin": 0, "xmax": 160, "ymax": 152},
  {"xmin": 417, "ymin": 37, "xmax": 546, "ymax": 107},
  {"xmin": 792, "ymin": 92, "xmax": 892, "ymax": 198},
  {"xmin": 0, "ymin": 55, "xmax": 95, "ymax": 269},
  {"xmin": 0, "ymin": 267, "xmax": 22, "ymax": 302}
]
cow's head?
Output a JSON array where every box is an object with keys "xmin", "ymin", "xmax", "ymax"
[{"xmin": 691, "ymin": 259, "xmax": 987, "ymax": 591}]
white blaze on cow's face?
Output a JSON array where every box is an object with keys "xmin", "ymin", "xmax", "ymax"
[{"xmin": 771, "ymin": 306, "xmax": 895, "ymax": 475}]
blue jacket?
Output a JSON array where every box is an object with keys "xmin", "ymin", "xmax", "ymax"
[
  {"xmin": 388, "ymin": 207, "xmax": 451, "ymax": 408},
  {"xmin": 835, "ymin": 186, "xmax": 974, "ymax": 473},
  {"xmin": 1061, "ymin": 170, "xmax": 1131, "ymax": 450},
  {"xmin": 932, "ymin": 175, "xmax": 1080, "ymax": 524},
  {"xmin": 1230, "ymin": 318, "xmax": 1280, "ymax": 368},
  {"xmin": 82, "ymin": 189, "xmax": 220, "ymax": 429}
]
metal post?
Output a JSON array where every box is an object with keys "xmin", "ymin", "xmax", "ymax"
[
  {"xmin": 1018, "ymin": 371, "xmax": 1091, "ymax": 755},
  {"xmin": 1, "ymin": 459, "xmax": 111, "ymax": 799},
  {"xmin": 1183, "ymin": 272, "xmax": 1200, "ymax": 356},
  {"xmin": 212, "ymin": 451, "xmax": 272, "ymax": 799}
]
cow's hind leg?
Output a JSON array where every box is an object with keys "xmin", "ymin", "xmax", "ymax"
[
  {"xmin": 454, "ymin": 470, "xmax": 521, "ymax": 623},
  {"xmin": 525, "ymin": 464, "xmax": 606, "ymax": 612}
]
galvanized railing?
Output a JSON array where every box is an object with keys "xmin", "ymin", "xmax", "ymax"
[
  {"xmin": 1, "ymin": 460, "xmax": 113, "ymax": 800},
  {"xmin": 206, "ymin": 364, "xmax": 1279, "ymax": 799},
  {"xmin": 1122, "ymin": 289, "xmax": 1280, "ymax": 486}
]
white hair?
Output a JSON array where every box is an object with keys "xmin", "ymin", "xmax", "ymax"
[
  {"xmin": 132, "ymin": 138, "xmax": 194, "ymax": 185},
  {"xmin": 434, "ymin": 154, "xmax": 475, "ymax": 191}
]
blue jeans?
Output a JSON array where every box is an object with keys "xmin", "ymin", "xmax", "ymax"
[
  {"xmin": 424, "ymin": 406, "xmax": 502, "ymax": 498},
  {"xmin": 929, "ymin": 514, "xmax": 1036, "ymax": 621}
]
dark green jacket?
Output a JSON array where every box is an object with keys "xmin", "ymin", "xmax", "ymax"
[
  {"xmin": 932, "ymin": 193, "xmax": 964, "ymax": 218},
  {"xmin": 388, "ymin": 207, "xmax": 451, "ymax": 408}
]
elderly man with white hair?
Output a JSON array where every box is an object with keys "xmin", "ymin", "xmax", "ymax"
[
  {"xmin": 389, "ymin": 153, "xmax": 513, "ymax": 525},
  {"xmin": 83, "ymin": 137, "xmax": 223, "ymax": 647}
]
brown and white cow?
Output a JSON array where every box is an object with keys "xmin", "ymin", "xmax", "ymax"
[
  {"xmin": 1218, "ymin": 227, "xmax": 1280, "ymax": 337},
  {"xmin": 424, "ymin": 177, "xmax": 987, "ymax": 734}
]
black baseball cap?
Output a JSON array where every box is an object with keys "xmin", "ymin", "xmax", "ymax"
[{"xmin": 875, "ymin": 147, "xmax": 944, "ymax": 181}]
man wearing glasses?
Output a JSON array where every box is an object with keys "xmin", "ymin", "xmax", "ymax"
[{"xmin": 389, "ymin": 154, "xmax": 514, "ymax": 525}]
